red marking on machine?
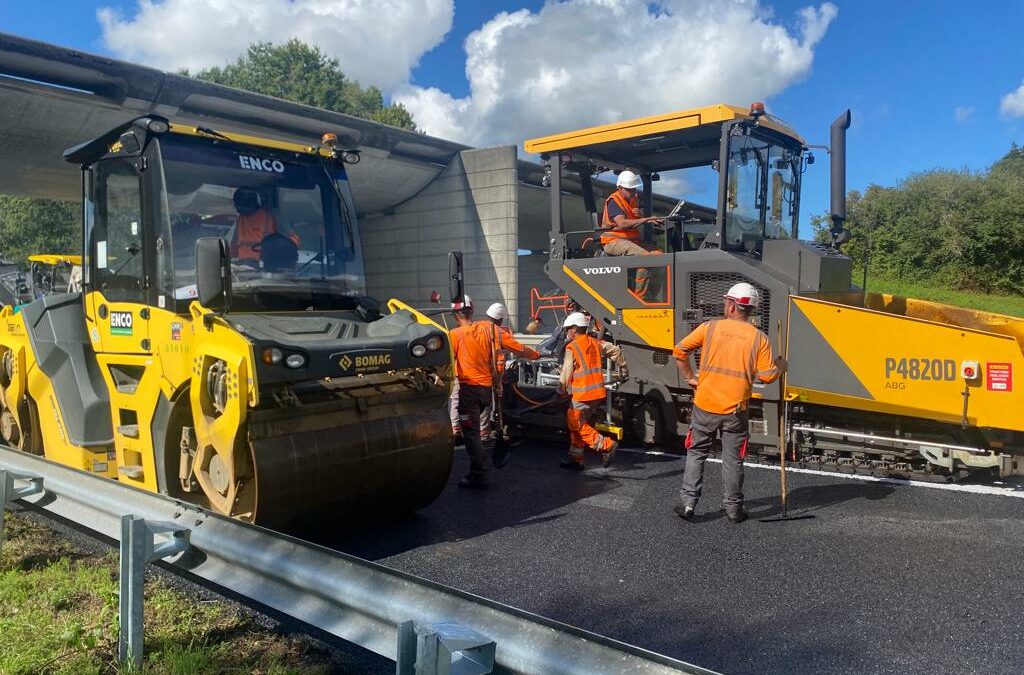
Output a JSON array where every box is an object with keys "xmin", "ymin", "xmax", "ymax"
[
  {"xmin": 529, "ymin": 287, "xmax": 569, "ymax": 324},
  {"xmin": 986, "ymin": 363, "xmax": 1012, "ymax": 392}
]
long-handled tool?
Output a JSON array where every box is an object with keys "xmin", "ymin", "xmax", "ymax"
[
  {"xmin": 490, "ymin": 324, "xmax": 514, "ymax": 469},
  {"xmin": 760, "ymin": 317, "xmax": 814, "ymax": 523}
]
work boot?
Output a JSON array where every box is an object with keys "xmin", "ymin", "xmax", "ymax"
[
  {"xmin": 673, "ymin": 503, "xmax": 696, "ymax": 521},
  {"xmin": 458, "ymin": 476, "xmax": 490, "ymax": 490},
  {"xmin": 725, "ymin": 506, "xmax": 748, "ymax": 524},
  {"xmin": 601, "ymin": 440, "xmax": 619, "ymax": 468},
  {"xmin": 559, "ymin": 458, "xmax": 585, "ymax": 471}
]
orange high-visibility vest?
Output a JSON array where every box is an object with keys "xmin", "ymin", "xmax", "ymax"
[
  {"xmin": 672, "ymin": 318, "xmax": 779, "ymax": 414},
  {"xmin": 475, "ymin": 320, "xmax": 536, "ymax": 376},
  {"xmin": 600, "ymin": 191, "xmax": 641, "ymax": 245},
  {"xmin": 567, "ymin": 334, "xmax": 606, "ymax": 402},
  {"xmin": 451, "ymin": 322, "xmax": 495, "ymax": 387},
  {"xmin": 232, "ymin": 209, "xmax": 300, "ymax": 260}
]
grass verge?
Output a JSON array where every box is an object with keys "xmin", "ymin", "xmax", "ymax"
[
  {"xmin": 859, "ymin": 272, "xmax": 1024, "ymax": 318},
  {"xmin": 0, "ymin": 511, "xmax": 344, "ymax": 675}
]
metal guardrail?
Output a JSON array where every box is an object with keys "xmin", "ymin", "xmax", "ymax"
[{"xmin": 0, "ymin": 447, "xmax": 717, "ymax": 675}]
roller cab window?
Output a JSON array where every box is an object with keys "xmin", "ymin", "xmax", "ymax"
[
  {"xmin": 88, "ymin": 158, "xmax": 146, "ymax": 303},
  {"xmin": 151, "ymin": 135, "xmax": 367, "ymax": 312}
]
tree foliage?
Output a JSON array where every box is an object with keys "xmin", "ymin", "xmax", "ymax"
[
  {"xmin": 190, "ymin": 40, "xmax": 417, "ymax": 130},
  {"xmin": 818, "ymin": 145, "xmax": 1024, "ymax": 295},
  {"xmin": 0, "ymin": 197, "xmax": 79, "ymax": 268}
]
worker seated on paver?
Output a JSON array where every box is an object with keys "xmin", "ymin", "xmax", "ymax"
[
  {"xmin": 228, "ymin": 187, "xmax": 300, "ymax": 265},
  {"xmin": 557, "ymin": 312, "xmax": 627, "ymax": 470},
  {"xmin": 600, "ymin": 171, "xmax": 664, "ymax": 256}
]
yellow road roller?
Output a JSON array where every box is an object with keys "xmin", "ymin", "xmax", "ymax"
[{"xmin": 0, "ymin": 117, "xmax": 454, "ymax": 528}]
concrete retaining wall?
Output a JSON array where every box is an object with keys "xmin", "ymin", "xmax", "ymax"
[{"xmin": 362, "ymin": 146, "xmax": 521, "ymax": 326}]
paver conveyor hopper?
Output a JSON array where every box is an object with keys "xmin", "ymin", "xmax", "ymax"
[{"xmin": 519, "ymin": 103, "xmax": 1024, "ymax": 479}]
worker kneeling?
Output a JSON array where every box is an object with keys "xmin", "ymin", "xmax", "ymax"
[
  {"xmin": 672, "ymin": 283, "xmax": 787, "ymax": 524},
  {"xmin": 558, "ymin": 312, "xmax": 627, "ymax": 470},
  {"xmin": 600, "ymin": 171, "xmax": 663, "ymax": 256}
]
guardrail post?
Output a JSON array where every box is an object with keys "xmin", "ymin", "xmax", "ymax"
[
  {"xmin": 0, "ymin": 469, "xmax": 43, "ymax": 555},
  {"xmin": 396, "ymin": 620, "xmax": 495, "ymax": 675},
  {"xmin": 118, "ymin": 515, "xmax": 190, "ymax": 667}
]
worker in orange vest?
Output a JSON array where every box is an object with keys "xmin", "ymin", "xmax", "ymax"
[
  {"xmin": 229, "ymin": 187, "xmax": 300, "ymax": 263},
  {"xmin": 558, "ymin": 312, "xmax": 627, "ymax": 470},
  {"xmin": 672, "ymin": 282, "xmax": 787, "ymax": 524},
  {"xmin": 600, "ymin": 171, "xmax": 663, "ymax": 256},
  {"xmin": 447, "ymin": 295, "xmax": 486, "ymax": 441},
  {"xmin": 481, "ymin": 302, "xmax": 514, "ymax": 375},
  {"xmin": 451, "ymin": 301, "xmax": 540, "ymax": 488}
]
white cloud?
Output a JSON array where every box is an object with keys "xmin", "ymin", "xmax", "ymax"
[
  {"xmin": 954, "ymin": 106, "xmax": 975, "ymax": 124},
  {"xmin": 395, "ymin": 0, "xmax": 838, "ymax": 147},
  {"xmin": 98, "ymin": 0, "xmax": 453, "ymax": 90},
  {"xmin": 1000, "ymin": 81, "xmax": 1024, "ymax": 118}
]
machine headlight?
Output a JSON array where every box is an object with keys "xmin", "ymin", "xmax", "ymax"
[
  {"xmin": 261, "ymin": 347, "xmax": 283, "ymax": 365},
  {"xmin": 411, "ymin": 344, "xmax": 427, "ymax": 357},
  {"xmin": 425, "ymin": 336, "xmax": 443, "ymax": 352},
  {"xmin": 285, "ymin": 353, "xmax": 307, "ymax": 369}
]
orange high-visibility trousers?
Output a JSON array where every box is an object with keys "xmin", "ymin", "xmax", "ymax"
[{"xmin": 566, "ymin": 403, "xmax": 613, "ymax": 462}]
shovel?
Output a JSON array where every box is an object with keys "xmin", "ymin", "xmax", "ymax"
[{"xmin": 489, "ymin": 324, "xmax": 514, "ymax": 469}]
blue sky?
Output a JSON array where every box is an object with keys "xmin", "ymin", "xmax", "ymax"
[{"xmin": 3, "ymin": 1, "xmax": 1023, "ymax": 231}]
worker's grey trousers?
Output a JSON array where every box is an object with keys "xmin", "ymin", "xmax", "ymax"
[
  {"xmin": 679, "ymin": 405, "xmax": 749, "ymax": 510},
  {"xmin": 449, "ymin": 379, "xmax": 492, "ymax": 438}
]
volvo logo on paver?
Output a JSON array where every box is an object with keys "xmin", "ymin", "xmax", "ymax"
[
  {"xmin": 110, "ymin": 311, "xmax": 133, "ymax": 336},
  {"xmin": 238, "ymin": 155, "xmax": 285, "ymax": 173},
  {"xmin": 582, "ymin": 266, "xmax": 621, "ymax": 275},
  {"xmin": 333, "ymin": 350, "xmax": 393, "ymax": 375}
]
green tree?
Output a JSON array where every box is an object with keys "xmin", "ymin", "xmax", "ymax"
[
  {"xmin": 0, "ymin": 196, "xmax": 79, "ymax": 267},
  {"xmin": 809, "ymin": 212, "xmax": 832, "ymax": 244},
  {"xmin": 839, "ymin": 147, "xmax": 1024, "ymax": 295},
  {"xmin": 190, "ymin": 40, "xmax": 416, "ymax": 131}
]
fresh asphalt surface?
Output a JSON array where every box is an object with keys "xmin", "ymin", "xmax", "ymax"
[{"xmin": 311, "ymin": 441, "xmax": 1024, "ymax": 675}]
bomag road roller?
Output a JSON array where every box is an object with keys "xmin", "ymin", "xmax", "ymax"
[
  {"xmin": 519, "ymin": 102, "xmax": 1024, "ymax": 480},
  {"xmin": 0, "ymin": 117, "xmax": 454, "ymax": 528}
]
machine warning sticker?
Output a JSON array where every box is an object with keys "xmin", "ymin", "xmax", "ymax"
[
  {"xmin": 110, "ymin": 311, "xmax": 133, "ymax": 336},
  {"xmin": 333, "ymin": 350, "xmax": 393, "ymax": 376},
  {"xmin": 986, "ymin": 363, "xmax": 1012, "ymax": 392},
  {"xmin": 171, "ymin": 322, "xmax": 182, "ymax": 341}
]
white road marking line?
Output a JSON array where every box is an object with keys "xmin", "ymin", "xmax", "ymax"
[{"xmin": 615, "ymin": 447, "xmax": 1024, "ymax": 499}]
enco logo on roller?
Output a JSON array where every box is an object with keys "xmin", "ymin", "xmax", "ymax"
[
  {"xmin": 582, "ymin": 266, "xmax": 621, "ymax": 275},
  {"xmin": 238, "ymin": 155, "xmax": 285, "ymax": 173}
]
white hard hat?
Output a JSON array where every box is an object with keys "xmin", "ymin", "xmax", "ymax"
[
  {"xmin": 451, "ymin": 294, "xmax": 472, "ymax": 310},
  {"xmin": 616, "ymin": 170, "xmax": 643, "ymax": 190},
  {"xmin": 486, "ymin": 302, "xmax": 507, "ymax": 321},
  {"xmin": 563, "ymin": 312, "xmax": 590, "ymax": 329},
  {"xmin": 724, "ymin": 282, "xmax": 760, "ymax": 309}
]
